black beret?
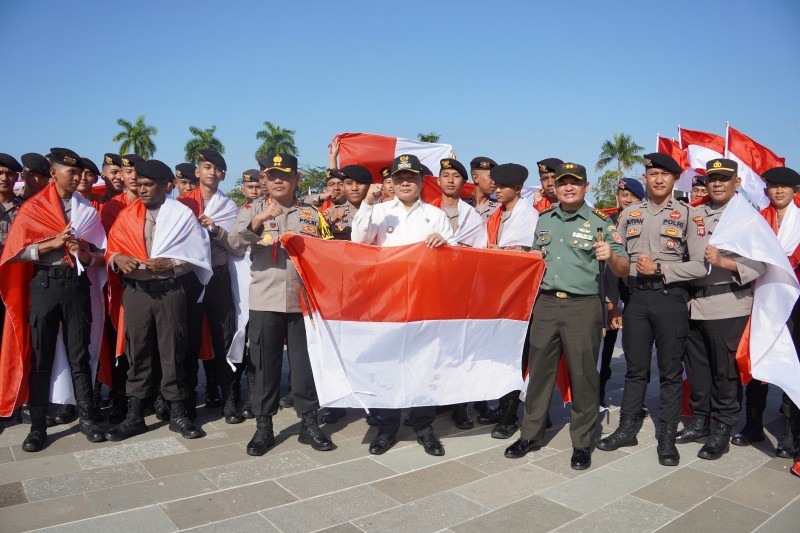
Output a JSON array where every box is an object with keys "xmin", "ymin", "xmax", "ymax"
[
  {"xmin": 439, "ymin": 158, "xmax": 469, "ymax": 180},
  {"xmin": 470, "ymin": 156, "xmax": 496, "ymax": 171},
  {"xmin": 121, "ymin": 154, "xmax": 145, "ymax": 168},
  {"xmin": 134, "ymin": 159, "xmax": 174, "ymax": 182},
  {"xmin": 48, "ymin": 147, "xmax": 82, "ymax": 168},
  {"xmin": 103, "ymin": 153, "xmax": 123, "ymax": 167},
  {"xmin": 197, "ymin": 148, "xmax": 227, "ymax": 171},
  {"xmin": 491, "ymin": 163, "xmax": 529, "ymax": 187},
  {"xmin": 555, "ymin": 162, "xmax": 587, "ymax": 181},
  {"xmin": 691, "ymin": 171, "xmax": 707, "ymax": 188},
  {"xmin": 174, "ymin": 163, "xmax": 198, "ymax": 182},
  {"xmin": 0, "ymin": 153, "xmax": 22, "ymax": 172},
  {"xmin": 706, "ymin": 158, "xmax": 738, "ymax": 178},
  {"xmin": 242, "ymin": 169, "xmax": 261, "ymax": 183},
  {"xmin": 326, "ymin": 168, "xmax": 346, "ymax": 181},
  {"xmin": 80, "ymin": 157, "xmax": 100, "ymax": 175},
  {"xmin": 763, "ymin": 167, "xmax": 800, "ymax": 187},
  {"xmin": 643, "ymin": 152, "xmax": 682, "ymax": 175},
  {"xmin": 391, "ymin": 154, "xmax": 422, "ymax": 176},
  {"xmin": 21, "ymin": 152, "xmax": 50, "ymax": 175},
  {"xmin": 421, "ymin": 164, "xmax": 434, "ymax": 176},
  {"xmin": 380, "ymin": 167, "xmax": 391, "ymax": 179},
  {"xmin": 536, "ymin": 158, "xmax": 564, "ymax": 174},
  {"xmin": 339, "ymin": 165, "xmax": 373, "ymax": 184},
  {"xmin": 260, "ymin": 153, "xmax": 298, "ymax": 173}
]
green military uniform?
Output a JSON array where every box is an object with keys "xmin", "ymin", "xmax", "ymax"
[{"xmin": 521, "ymin": 201, "xmax": 627, "ymax": 449}]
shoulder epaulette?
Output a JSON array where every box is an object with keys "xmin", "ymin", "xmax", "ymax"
[
  {"xmin": 540, "ymin": 205, "xmax": 556, "ymax": 215},
  {"xmin": 592, "ymin": 208, "xmax": 610, "ymax": 221}
]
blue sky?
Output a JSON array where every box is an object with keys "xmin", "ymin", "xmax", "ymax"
[{"xmin": 1, "ymin": 0, "xmax": 798, "ymax": 195}]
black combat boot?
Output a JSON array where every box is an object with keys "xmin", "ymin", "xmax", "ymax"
[
  {"xmin": 53, "ymin": 403, "xmax": 78, "ymax": 425},
  {"xmin": 675, "ymin": 414, "xmax": 710, "ymax": 444},
  {"xmin": 698, "ymin": 422, "xmax": 731, "ymax": 460},
  {"xmin": 247, "ymin": 416, "xmax": 275, "ymax": 456},
  {"xmin": 491, "ymin": 396, "xmax": 520, "ymax": 439},
  {"xmin": 731, "ymin": 407, "xmax": 765, "ymax": 447},
  {"xmin": 241, "ymin": 372, "xmax": 256, "ymax": 419},
  {"xmin": 298, "ymin": 410, "xmax": 334, "ymax": 451},
  {"xmin": 169, "ymin": 401, "xmax": 205, "ymax": 439},
  {"xmin": 108, "ymin": 389, "xmax": 127, "ymax": 425},
  {"xmin": 105, "ymin": 397, "xmax": 148, "ymax": 441},
  {"xmin": 451, "ymin": 403, "xmax": 474, "ymax": 430},
  {"xmin": 477, "ymin": 403, "xmax": 502, "ymax": 425},
  {"xmin": 657, "ymin": 421, "xmax": 680, "ymax": 466},
  {"xmin": 222, "ymin": 381, "xmax": 244, "ymax": 424},
  {"xmin": 597, "ymin": 414, "xmax": 639, "ymax": 451},
  {"xmin": 153, "ymin": 393, "xmax": 170, "ymax": 422},
  {"xmin": 204, "ymin": 364, "xmax": 221, "ymax": 408},
  {"xmin": 21, "ymin": 406, "xmax": 48, "ymax": 452},
  {"xmin": 77, "ymin": 400, "xmax": 106, "ymax": 443}
]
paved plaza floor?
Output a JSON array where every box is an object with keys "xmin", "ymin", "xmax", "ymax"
[{"xmin": 1, "ymin": 350, "xmax": 798, "ymax": 532}]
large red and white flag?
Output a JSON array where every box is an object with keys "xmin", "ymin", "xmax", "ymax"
[
  {"xmin": 657, "ymin": 135, "xmax": 696, "ymax": 192},
  {"xmin": 726, "ymin": 125, "xmax": 786, "ymax": 210},
  {"xmin": 280, "ymin": 234, "xmax": 545, "ymax": 409},
  {"xmin": 679, "ymin": 127, "xmax": 724, "ymax": 168}
]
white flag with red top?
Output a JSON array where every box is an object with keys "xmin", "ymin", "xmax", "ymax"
[{"xmin": 725, "ymin": 125, "xmax": 786, "ymax": 210}]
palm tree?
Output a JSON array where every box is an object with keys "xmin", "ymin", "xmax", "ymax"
[
  {"xmin": 184, "ymin": 125, "xmax": 225, "ymax": 164},
  {"xmin": 113, "ymin": 115, "xmax": 158, "ymax": 158},
  {"xmin": 418, "ymin": 132, "xmax": 440, "ymax": 143},
  {"xmin": 596, "ymin": 133, "xmax": 645, "ymax": 175},
  {"xmin": 255, "ymin": 121, "xmax": 298, "ymax": 159}
]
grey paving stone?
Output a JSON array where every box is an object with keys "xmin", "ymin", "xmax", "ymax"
[
  {"xmin": 0, "ymin": 493, "xmax": 95, "ymax": 533},
  {"xmin": 453, "ymin": 463, "xmax": 567, "ymax": 509},
  {"xmin": 33, "ymin": 505, "xmax": 177, "ymax": 532},
  {"xmin": 688, "ymin": 442, "xmax": 771, "ymax": 480},
  {"xmin": 201, "ymin": 450, "xmax": 320, "ymax": 489},
  {"xmin": 555, "ymin": 495, "xmax": 680, "ymax": 532},
  {"xmin": 316, "ymin": 523, "xmax": 367, "ymax": 533},
  {"xmin": 0, "ymin": 426, "xmax": 31, "ymax": 447},
  {"xmin": 606, "ymin": 446, "xmax": 686, "ymax": 483},
  {"xmin": 0, "ymin": 453, "xmax": 82, "ymax": 484},
  {"xmin": 368, "ymin": 437, "xmax": 453, "ymax": 473},
  {"xmin": 160, "ymin": 480, "xmax": 296, "ymax": 530},
  {"xmin": 754, "ymin": 496, "xmax": 800, "ymax": 532},
  {"xmin": 0, "ymin": 445, "xmax": 14, "ymax": 464},
  {"xmin": 539, "ymin": 465, "xmax": 653, "ymax": 514},
  {"xmin": 23, "ymin": 462, "xmax": 152, "ymax": 502},
  {"xmin": 86, "ymin": 471, "xmax": 218, "ymax": 514},
  {"xmin": 296, "ymin": 433, "xmax": 381, "ymax": 466},
  {"xmin": 370, "ymin": 460, "xmax": 486, "ymax": 504},
  {"xmin": 277, "ymin": 457, "xmax": 397, "ymax": 499},
  {"xmin": 0, "ymin": 481, "xmax": 28, "ymax": 508},
  {"xmin": 455, "ymin": 444, "xmax": 558, "ymax": 475},
  {"xmin": 10, "ymin": 432, "xmax": 114, "ymax": 460},
  {"xmin": 632, "ymin": 465, "xmax": 732, "ymax": 512},
  {"xmin": 354, "ymin": 491, "xmax": 487, "ymax": 533},
  {"xmin": 658, "ymin": 496, "xmax": 771, "ymax": 532},
  {"xmin": 182, "ymin": 512, "xmax": 279, "ymax": 533},
  {"xmin": 141, "ymin": 443, "xmax": 250, "ymax": 478},
  {"xmin": 262, "ymin": 485, "xmax": 398, "ymax": 533},
  {"xmin": 72, "ymin": 436, "xmax": 188, "ymax": 469},
  {"xmin": 176, "ymin": 424, "xmax": 256, "ymax": 452},
  {"xmin": 532, "ymin": 447, "xmax": 629, "ymax": 479},
  {"xmin": 760, "ymin": 456, "xmax": 796, "ymax": 475},
  {"xmin": 718, "ymin": 465, "xmax": 800, "ymax": 514},
  {"xmin": 451, "ymin": 493, "xmax": 580, "ymax": 533}
]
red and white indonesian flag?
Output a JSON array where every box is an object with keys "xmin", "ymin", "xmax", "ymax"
[
  {"xmin": 280, "ymin": 234, "xmax": 545, "ymax": 409},
  {"xmin": 710, "ymin": 194, "xmax": 800, "ymax": 407},
  {"xmin": 657, "ymin": 135, "xmax": 693, "ymax": 191},
  {"xmin": 726, "ymin": 125, "xmax": 786, "ymax": 210},
  {"xmin": 679, "ymin": 127, "xmax": 725, "ymax": 170}
]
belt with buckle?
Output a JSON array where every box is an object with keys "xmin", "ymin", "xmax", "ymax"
[
  {"xmin": 34, "ymin": 265, "xmax": 76, "ymax": 279},
  {"xmin": 689, "ymin": 282, "xmax": 751, "ymax": 299},
  {"xmin": 122, "ymin": 277, "xmax": 180, "ymax": 293},
  {"xmin": 540, "ymin": 289, "xmax": 596, "ymax": 299}
]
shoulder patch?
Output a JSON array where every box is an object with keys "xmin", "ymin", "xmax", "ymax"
[
  {"xmin": 243, "ymin": 204, "xmax": 252, "ymax": 209},
  {"xmin": 592, "ymin": 208, "xmax": 609, "ymax": 221},
  {"xmin": 540, "ymin": 205, "xmax": 556, "ymax": 214}
]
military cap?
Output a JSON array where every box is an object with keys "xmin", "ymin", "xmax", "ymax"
[
  {"xmin": 0, "ymin": 153, "xmax": 22, "ymax": 173},
  {"xmin": 421, "ymin": 164, "xmax": 434, "ymax": 176},
  {"xmin": 134, "ymin": 159, "xmax": 174, "ymax": 182},
  {"xmin": 81, "ymin": 157, "xmax": 100, "ymax": 175},
  {"xmin": 690, "ymin": 169, "xmax": 707, "ymax": 188},
  {"xmin": 536, "ymin": 158, "xmax": 564, "ymax": 174},
  {"xmin": 48, "ymin": 147, "xmax": 82, "ymax": 168},
  {"xmin": 121, "ymin": 154, "xmax": 145, "ymax": 168},
  {"xmin": 21, "ymin": 152, "xmax": 50, "ymax": 175},
  {"xmin": 242, "ymin": 169, "xmax": 261, "ymax": 183},
  {"xmin": 197, "ymin": 148, "xmax": 227, "ymax": 171},
  {"xmin": 339, "ymin": 165, "xmax": 373, "ymax": 184},
  {"xmin": 380, "ymin": 167, "xmax": 391, "ymax": 180},
  {"xmin": 391, "ymin": 154, "xmax": 422, "ymax": 176},
  {"xmin": 439, "ymin": 158, "xmax": 469, "ymax": 180},
  {"xmin": 762, "ymin": 167, "xmax": 800, "ymax": 187},
  {"xmin": 326, "ymin": 168, "xmax": 346, "ymax": 181},
  {"xmin": 554, "ymin": 162, "xmax": 587, "ymax": 181},
  {"xmin": 643, "ymin": 152, "xmax": 682, "ymax": 175},
  {"xmin": 706, "ymin": 158, "xmax": 738, "ymax": 178},
  {"xmin": 618, "ymin": 177, "xmax": 645, "ymax": 200},
  {"xmin": 103, "ymin": 153, "xmax": 123, "ymax": 167},
  {"xmin": 491, "ymin": 163, "xmax": 529, "ymax": 187},
  {"xmin": 175, "ymin": 163, "xmax": 198, "ymax": 182},
  {"xmin": 470, "ymin": 156, "xmax": 496, "ymax": 171},
  {"xmin": 261, "ymin": 153, "xmax": 298, "ymax": 173}
]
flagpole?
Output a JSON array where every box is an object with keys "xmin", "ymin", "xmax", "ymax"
[
  {"xmin": 656, "ymin": 133, "xmax": 660, "ymax": 151},
  {"xmin": 725, "ymin": 122, "xmax": 730, "ymax": 154},
  {"xmin": 677, "ymin": 124, "xmax": 683, "ymax": 149}
]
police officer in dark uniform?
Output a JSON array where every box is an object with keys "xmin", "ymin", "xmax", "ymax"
[
  {"xmin": 467, "ymin": 157, "xmax": 499, "ymax": 222},
  {"xmin": 596, "ymin": 153, "xmax": 706, "ymax": 466}
]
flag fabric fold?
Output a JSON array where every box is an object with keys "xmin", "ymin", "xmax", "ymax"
[
  {"xmin": 427, "ymin": 197, "xmax": 487, "ymax": 248},
  {"xmin": 726, "ymin": 125, "xmax": 786, "ymax": 210}
]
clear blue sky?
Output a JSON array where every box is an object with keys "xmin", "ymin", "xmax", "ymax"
[{"xmin": 1, "ymin": 0, "xmax": 798, "ymax": 195}]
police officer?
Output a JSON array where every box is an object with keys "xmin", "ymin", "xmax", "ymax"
[
  {"xmin": 534, "ymin": 158, "xmax": 564, "ymax": 211},
  {"xmin": 467, "ymin": 157, "xmax": 499, "ymax": 221},
  {"xmin": 505, "ymin": 163, "xmax": 629, "ymax": 470},
  {"xmin": 173, "ymin": 163, "xmax": 199, "ymax": 197},
  {"xmin": 689, "ymin": 172, "xmax": 708, "ymax": 202},
  {"xmin": 101, "ymin": 153, "xmax": 125, "ymax": 200},
  {"xmin": 0, "ymin": 153, "xmax": 23, "ymax": 341},
  {"xmin": 596, "ymin": 154, "xmax": 706, "ymax": 466},
  {"xmin": 17, "ymin": 153, "xmax": 50, "ymax": 200},
  {"xmin": 241, "ymin": 169, "xmax": 262, "ymax": 204}
]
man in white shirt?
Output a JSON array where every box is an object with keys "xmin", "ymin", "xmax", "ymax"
[{"xmin": 351, "ymin": 154, "xmax": 455, "ymax": 456}]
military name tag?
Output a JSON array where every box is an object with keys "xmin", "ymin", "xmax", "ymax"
[{"xmin": 572, "ymin": 232, "xmax": 593, "ymax": 241}]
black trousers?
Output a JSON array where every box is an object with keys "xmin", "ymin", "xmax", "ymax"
[
  {"xmin": 249, "ymin": 310, "xmax": 317, "ymax": 416},
  {"xmin": 374, "ymin": 407, "xmax": 437, "ymax": 436},
  {"xmin": 27, "ymin": 270, "xmax": 93, "ymax": 407},
  {"xmin": 685, "ymin": 315, "xmax": 749, "ymax": 426},
  {"xmin": 620, "ymin": 285, "xmax": 689, "ymax": 423},
  {"xmin": 123, "ymin": 282, "xmax": 188, "ymax": 401},
  {"xmin": 184, "ymin": 268, "xmax": 237, "ymax": 396}
]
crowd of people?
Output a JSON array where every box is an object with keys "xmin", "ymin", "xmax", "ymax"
[{"xmin": 0, "ymin": 141, "xmax": 798, "ymax": 478}]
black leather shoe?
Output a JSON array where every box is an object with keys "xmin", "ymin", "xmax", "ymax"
[
  {"xmin": 451, "ymin": 404, "xmax": 474, "ymax": 430},
  {"xmin": 298, "ymin": 410, "xmax": 334, "ymax": 451},
  {"xmin": 105, "ymin": 397, "xmax": 148, "ymax": 441},
  {"xmin": 675, "ymin": 415, "xmax": 710, "ymax": 444},
  {"xmin": 169, "ymin": 402, "xmax": 205, "ymax": 439},
  {"xmin": 77, "ymin": 401, "xmax": 106, "ymax": 443},
  {"xmin": 369, "ymin": 433, "xmax": 396, "ymax": 455},
  {"xmin": 320, "ymin": 407, "xmax": 346, "ymax": 424},
  {"xmin": 108, "ymin": 392, "xmax": 127, "ymax": 425},
  {"xmin": 504, "ymin": 438, "xmax": 541, "ymax": 458},
  {"xmin": 657, "ymin": 422, "xmax": 680, "ymax": 467},
  {"xmin": 153, "ymin": 394, "xmax": 170, "ymax": 422},
  {"xmin": 366, "ymin": 412, "xmax": 381, "ymax": 426},
  {"xmin": 492, "ymin": 397, "xmax": 520, "ymax": 439},
  {"xmin": 53, "ymin": 404, "xmax": 78, "ymax": 425},
  {"xmin": 596, "ymin": 414, "xmax": 638, "ymax": 451},
  {"xmin": 279, "ymin": 391, "xmax": 294, "ymax": 409},
  {"xmin": 571, "ymin": 447, "xmax": 592, "ymax": 470},
  {"xmin": 477, "ymin": 407, "xmax": 502, "ymax": 425},
  {"xmin": 22, "ymin": 428, "xmax": 47, "ymax": 452},
  {"xmin": 417, "ymin": 431, "xmax": 445, "ymax": 456},
  {"xmin": 246, "ymin": 416, "xmax": 275, "ymax": 456},
  {"xmin": 697, "ymin": 423, "xmax": 731, "ymax": 460}
]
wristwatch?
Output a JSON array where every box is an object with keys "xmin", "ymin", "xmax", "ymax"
[{"xmin": 655, "ymin": 262, "xmax": 662, "ymax": 277}]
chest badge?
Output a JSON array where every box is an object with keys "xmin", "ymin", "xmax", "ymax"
[
  {"xmin": 665, "ymin": 228, "xmax": 679, "ymax": 237},
  {"xmin": 261, "ymin": 233, "xmax": 273, "ymax": 245},
  {"xmin": 629, "ymin": 211, "xmax": 642, "ymax": 217},
  {"xmin": 669, "ymin": 210, "xmax": 682, "ymax": 219},
  {"xmin": 666, "ymin": 239, "xmax": 676, "ymax": 250}
]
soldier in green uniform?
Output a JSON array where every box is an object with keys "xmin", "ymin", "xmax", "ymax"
[{"xmin": 505, "ymin": 163, "xmax": 630, "ymax": 470}]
